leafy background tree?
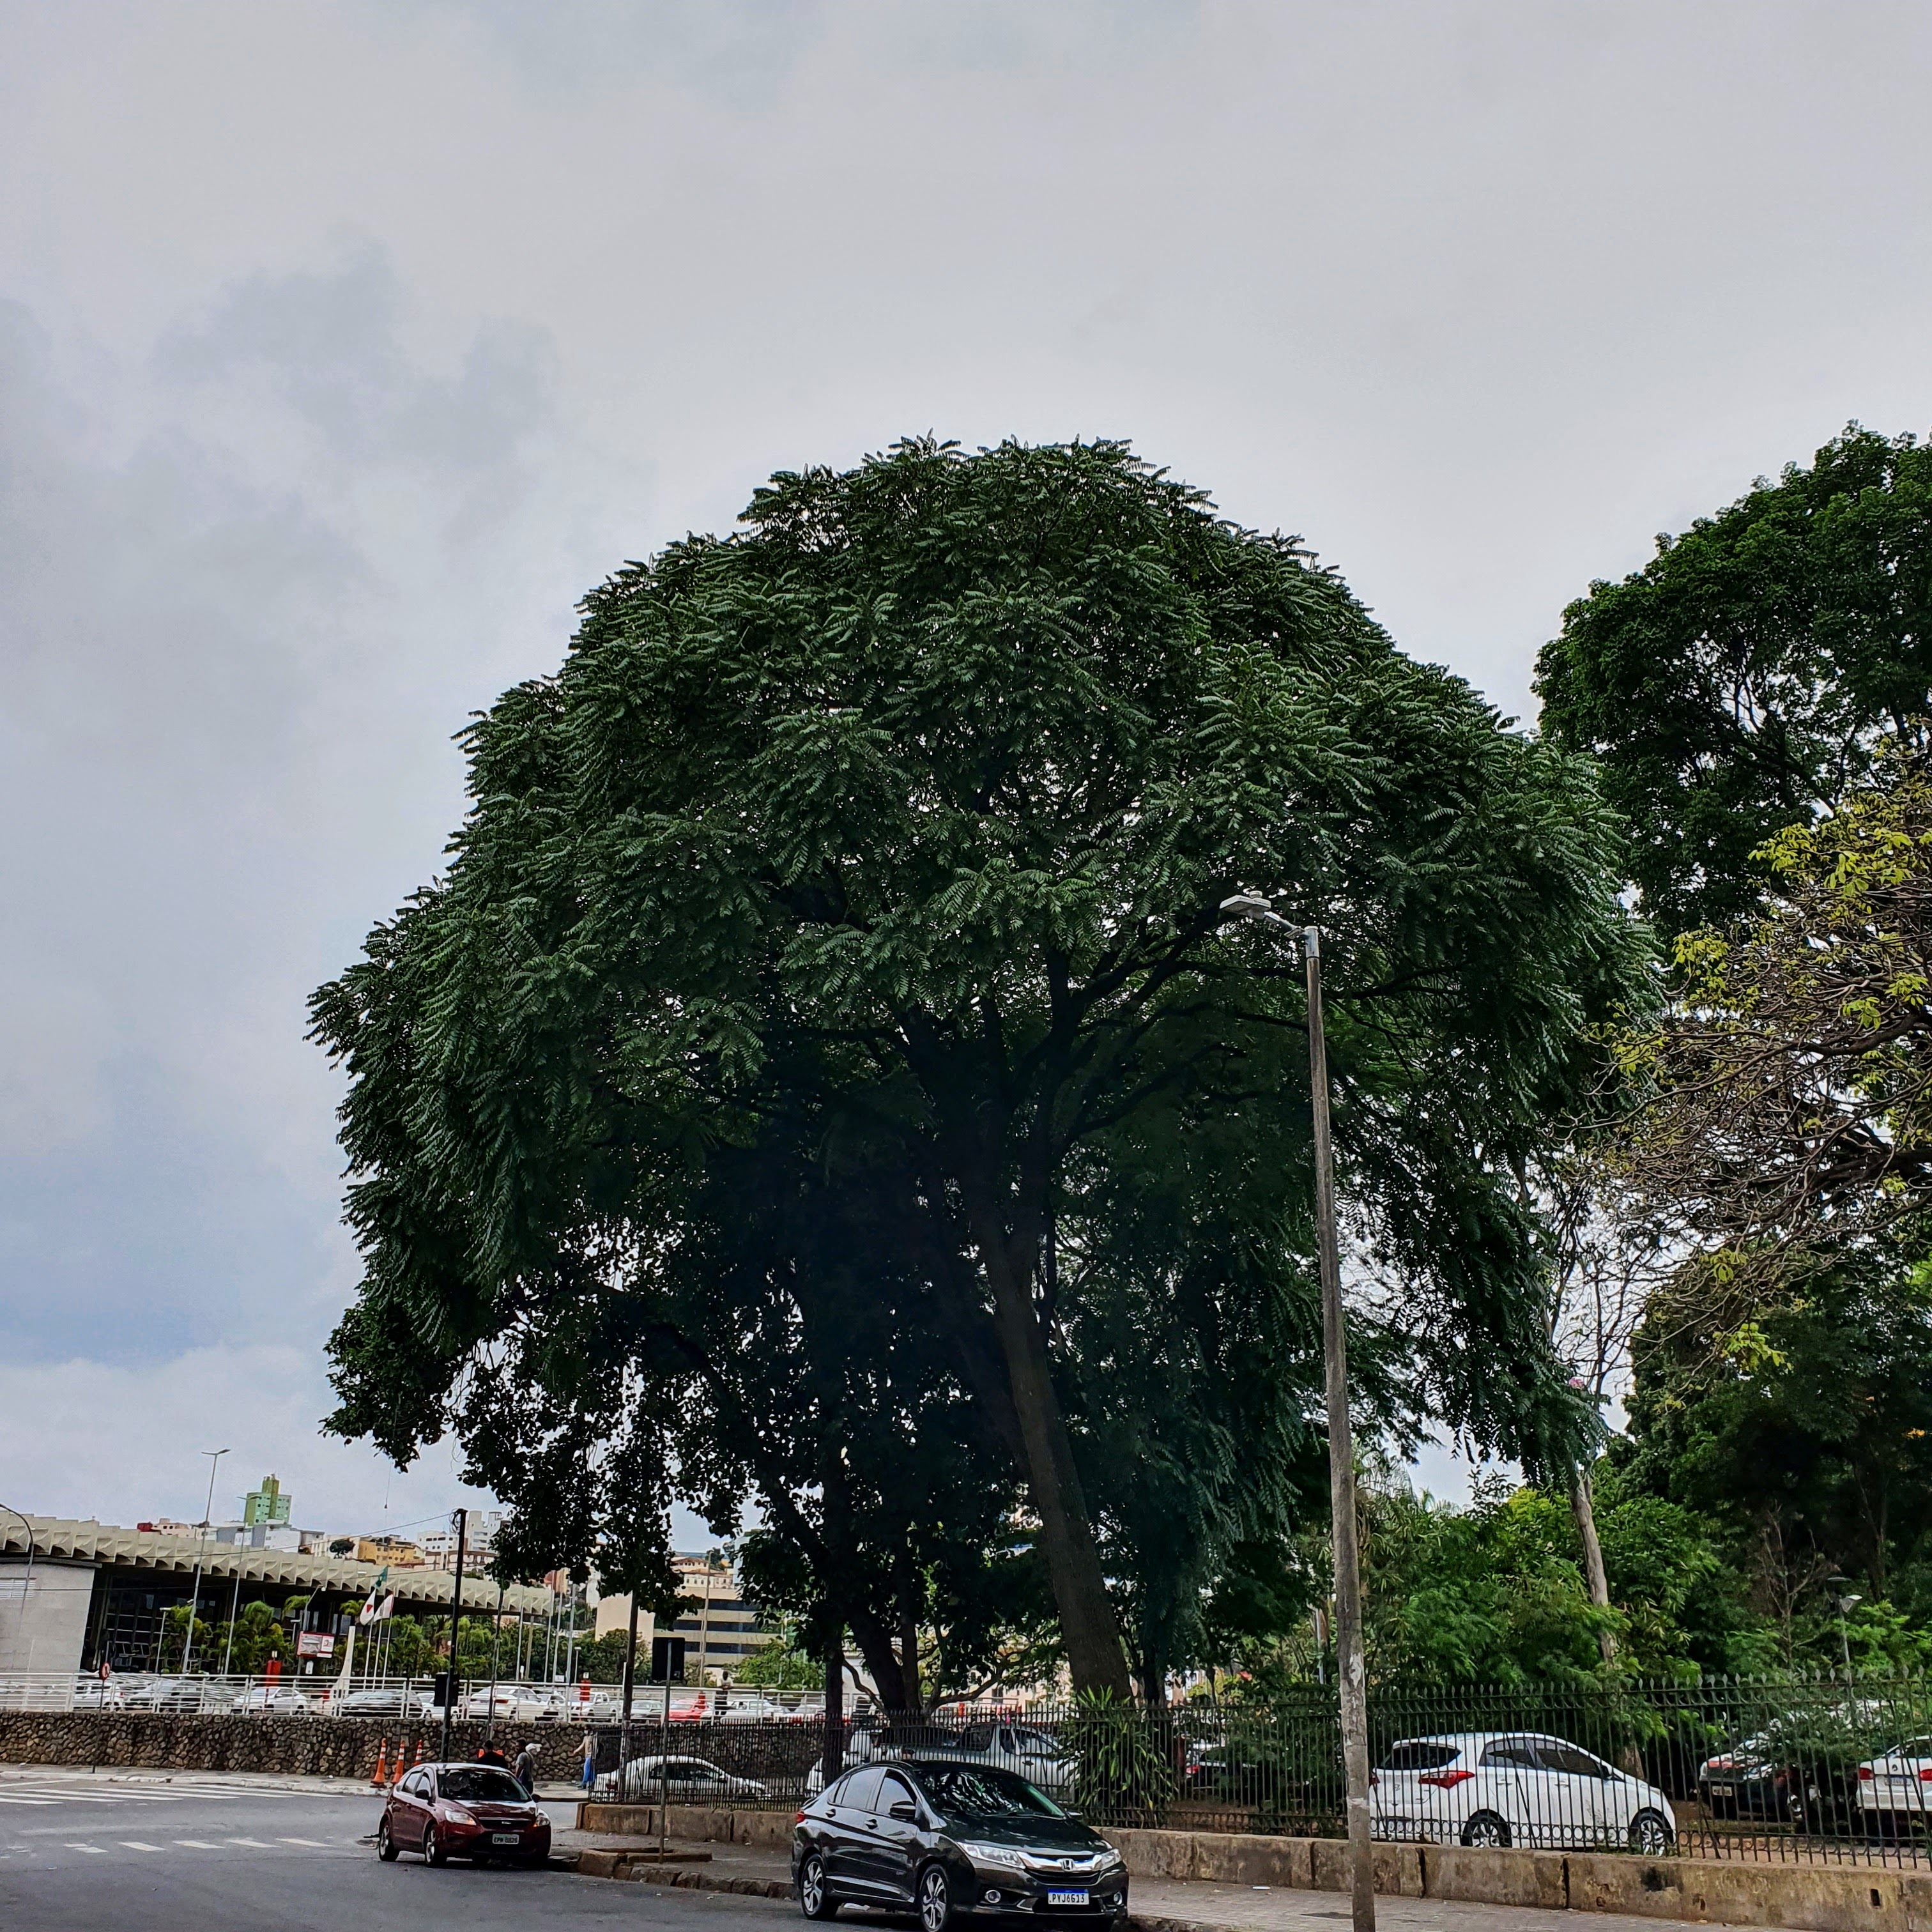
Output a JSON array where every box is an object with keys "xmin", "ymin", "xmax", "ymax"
[{"xmin": 1537, "ymin": 425, "xmax": 1932, "ymax": 938}]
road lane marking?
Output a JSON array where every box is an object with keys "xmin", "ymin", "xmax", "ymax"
[
  {"xmin": 63, "ymin": 1843, "xmax": 107, "ymax": 1853},
  {"xmin": 278, "ymin": 1837, "xmax": 330, "ymax": 1846},
  {"xmin": 119, "ymin": 1841, "xmax": 165, "ymax": 1851},
  {"xmin": 174, "ymin": 1839, "xmax": 220, "ymax": 1848},
  {"xmin": 224, "ymin": 1837, "xmax": 274, "ymax": 1847},
  {"xmin": 0, "ymin": 1798, "xmax": 59, "ymax": 1807}
]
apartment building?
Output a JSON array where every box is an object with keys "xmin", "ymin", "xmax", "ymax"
[{"xmin": 592, "ymin": 1552, "xmax": 776, "ymax": 1684}]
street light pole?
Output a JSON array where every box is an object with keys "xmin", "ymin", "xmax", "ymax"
[
  {"xmin": 1220, "ymin": 896, "xmax": 1374, "ymax": 1932},
  {"xmin": 440, "ymin": 1507, "xmax": 468, "ymax": 1764},
  {"xmin": 181, "ymin": 1449, "xmax": 229, "ymax": 1676}
]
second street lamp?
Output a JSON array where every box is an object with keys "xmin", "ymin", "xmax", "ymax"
[{"xmin": 1219, "ymin": 893, "xmax": 1374, "ymax": 1932}]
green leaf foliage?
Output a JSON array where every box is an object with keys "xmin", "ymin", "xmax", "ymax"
[
  {"xmin": 1537, "ymin": 425, "xmax": 1932, "ymax": 937},
  {"xmin": 312, "ymin": 436, "xmax": 1648, "ymax": 1685}
]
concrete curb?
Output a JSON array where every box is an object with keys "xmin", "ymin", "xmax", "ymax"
[{"xmin": 572, "ymin": 1805, "xmax": 1932, "ymax": 1932}]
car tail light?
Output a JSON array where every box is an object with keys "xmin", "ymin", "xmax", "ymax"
[
  {"xmin": 1368, "ymin": 1772, "xmax": 1377, "ymax": 1788},
  {"xmin": 1860, "ymin": 1767, "xmax": 1875, "ymax": 1780},
  {"xmin": 1420, "ymin": 1770, "xmax": 1475, "ymax": 1789},
  {"xmin": 1917, "ymin": 1768, "xmax": 1932, "ymax": 1783},
  {"xmin": 795, "ymin": 1810, "xmax": 807, "ymax": 1823}
]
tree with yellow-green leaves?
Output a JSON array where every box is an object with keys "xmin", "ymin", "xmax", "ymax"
[{"xmin": 1610, "ymin": 736, "xmax": 1932, "ymax": 1288}]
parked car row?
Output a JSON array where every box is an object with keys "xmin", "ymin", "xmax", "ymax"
[{"xmin": 1698, "ymin": 1724, "xmax": 1932, "ymax": 1836}]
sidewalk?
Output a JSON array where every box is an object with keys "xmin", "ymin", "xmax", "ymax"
[
  {"xmin": 553, "ymin": 1822, "xmax": 1788, "ymax": 1932},
  {"xmin": 0, "ymin": 1763, "xmax": 378, "ymax": 1798}
]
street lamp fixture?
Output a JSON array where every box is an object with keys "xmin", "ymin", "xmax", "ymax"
[
  {"xmin": 1218, "ymin": 891, "xmax": 1374, "ymax": 1932},
  {"xmin": 181, "ymin": 1448, "xmax": 231, "ymax": 1675}
]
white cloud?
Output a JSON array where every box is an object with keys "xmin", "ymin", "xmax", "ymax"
[{"xmin": 0, "ymin": 1344, "xmax": 491, "ymax": 1534}]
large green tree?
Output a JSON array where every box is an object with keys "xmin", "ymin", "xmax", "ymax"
[
  {"xmin": 314, "ymin": 436, "xmax": 1644, "ymax": 1695},
  {"xmin": 1536, "ymin": 426, "xmax": 1932, "ymax": 938}
]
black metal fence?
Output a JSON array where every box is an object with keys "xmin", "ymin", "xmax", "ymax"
[{"xmin": 586, "ymin": 1675, "xmax": 1932, "ymax": 1865}]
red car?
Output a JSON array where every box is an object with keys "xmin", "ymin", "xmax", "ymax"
[{"xmin": 377, "ymin": 1761, "xmax": 552, "ymax": 1868}]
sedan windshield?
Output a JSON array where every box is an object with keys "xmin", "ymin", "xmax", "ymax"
[
  {"xmin": 440, "ymin": 1768, "xmax": 530, "ymax": 1802},
  {"xmin": 917, "ymin": 1765, "xmax": 1064, "ymax": 1818}
]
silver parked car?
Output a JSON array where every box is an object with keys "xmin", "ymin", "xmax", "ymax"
[{"xmin": 595, "ymin": 1755, "xmax": 769, "ymax": 1802}]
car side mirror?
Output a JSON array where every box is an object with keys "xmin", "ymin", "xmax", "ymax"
[{"xmin": 888, "ymin": 1800, "xmax": 919, "ymax": 1823}]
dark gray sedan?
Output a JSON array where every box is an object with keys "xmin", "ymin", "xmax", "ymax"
[{"xmin": 793, "ymin": 1758, "xmax": 1128, "ymax": 1932}]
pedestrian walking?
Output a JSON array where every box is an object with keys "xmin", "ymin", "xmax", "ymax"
[
  {"xmin": 514, "ymin": 1739, "xmax": 540, "ymax": 1796},
  {"xmin": 580, "ymin": 1729, "xmax": 597, "ymax": 1793},
  {"xmin": 477, "ymin": 1740, "xmax": 508, "ymax": 1770}
]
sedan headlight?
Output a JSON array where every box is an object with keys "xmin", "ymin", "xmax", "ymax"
[
  {"xmin": 959, "ymin": 1842, "xmax": 1028, "ymax": 1872},
  {"xmin": 441, "ymin": 1805, "xmax": 476, "ymax": 1825}
]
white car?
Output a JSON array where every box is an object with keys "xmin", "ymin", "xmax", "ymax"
[
  {"xmin": 464, "ymin": 1687, "xmax": 552, "ymax": 1721},
  {"xmin": 594, "ymin": 1754, "xmax": 769, "ymax": 1802},
  {"xmin": 717, "ymin": 1693, "xmax": 785, "ymax": 1723},
  {"xmin": 1372, "ymin": 1733, "xmax": 1676, "ymax": 1854},
  {"xmin": 236, "ymin": 1684, "xmax": 313, "ymax": 1714},
  {"xmin": 1856, "ymin": 1736, "xmax": 1932, "ymax": 1831},
  {"xmin": 802, "ymin": 1721, "xmax": 1074, "ymax": 1797},
  {"xmin": 919, "ymin": 1723, "xmax": 1077, "ymax": 1793}
]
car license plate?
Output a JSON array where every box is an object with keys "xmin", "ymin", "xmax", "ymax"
[
  {"xmin": 1046, "ymin": 1890, "xmax": 1089, "ymax": 1906},
  {"xmin": 493, "ymin": 1832, "xmax": 521, "ymax": 1844},
  {"xmin": 1708, "ymin": 1785, "xmax": 1733, "ymax": 1798}
]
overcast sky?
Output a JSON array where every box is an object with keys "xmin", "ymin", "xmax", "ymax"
[{"xmin": 3, "ymin": 0, "xmax": 1929, "ymax": 1540}]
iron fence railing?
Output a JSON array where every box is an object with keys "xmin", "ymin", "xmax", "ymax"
[{"xmin": 587, "ymin": 1675, "xmax": 1932, "ymax": 1866}]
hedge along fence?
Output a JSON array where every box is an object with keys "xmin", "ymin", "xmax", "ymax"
[{"xmin": 0, "ymin": 1710, "xmax": 587, "ymax": 1782}]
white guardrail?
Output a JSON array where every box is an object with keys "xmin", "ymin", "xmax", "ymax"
[{"xmin": 0, "ymin": 1673, "xmax": 828, "ymax": 1722}]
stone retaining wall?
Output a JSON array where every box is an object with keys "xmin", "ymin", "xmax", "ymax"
[
  {"xmin": 576, "ymin": 1804, "xmax": 1932, "ymax": 1932},
  {"xmin": 0, "ymin": 1712, "xmax": 588, "ymax": 1782}
]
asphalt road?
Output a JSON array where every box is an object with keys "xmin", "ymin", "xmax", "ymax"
[{"xmin": 0, "ymin": 1774, "xmax": 802, "ymax": 1932}]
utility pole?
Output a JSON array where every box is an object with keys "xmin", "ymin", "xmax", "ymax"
[
  {"xmin": 440, "ymin": 1508, "xmax": 467, "ymax": 1763},
  {"xmin": 1219, "ymin": 898, "xmax": 1374, "ymax": 1932},
  {"xmin": 1304, "ymin": 926, "xmax": 1375, "ymax": 1932},
  {"xmin": 181, "ymin": 1448, "xmax": 229, "ymax": 1675},
  {"xmin": 619, "ymin": 1594, "xmax": 640, "ymax": 1787}
]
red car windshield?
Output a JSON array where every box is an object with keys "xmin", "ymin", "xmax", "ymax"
[{"xmin": 439, "ymin": 1768, "xmax": 530, "ymax": 1802}]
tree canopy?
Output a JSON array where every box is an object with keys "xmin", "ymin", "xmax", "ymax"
[
  {"xmin": 313, "ymin": 435, "xmax": 1648, "ymax": 1696},
  {"xmin": 1536, "ymin": 426, "xmax": 1932, "ymax": 938}
]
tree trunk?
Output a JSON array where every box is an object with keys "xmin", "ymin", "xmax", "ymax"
[
  {"xmin": 1568, "ymin": 1462, "xmax": 1618, "ymax": 1669},
  {"xmin": 846, "ymin": 1603, "xmax": 909, "ymax": 1715},
  {"xmin": 983, "ymin": 1246, "xmax": 1133, "ymax": 1699},
  {"xmin": 822, "ymin": 1626, "xmax": 845, "ymax": 1793},
  {"xmin": 898, "ymin": 1599, "xmax": 922, "ymax": 1717}
]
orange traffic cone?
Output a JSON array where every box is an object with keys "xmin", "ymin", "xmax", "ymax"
[
  {"xmin": 371, "ymin": 1738, "xmax": 389, "ymax": 1788},
  {"xmin": 390, "ymin": 1743, "xmax": 404, "ymax": 1785},
  {"xmin": 411, "ymin": 1737, "xmax": 424, "ymax": 1770}
]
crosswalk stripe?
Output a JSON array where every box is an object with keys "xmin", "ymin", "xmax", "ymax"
[
  {"xmin": 173, "ymin": 1839, "xmax": 219, "ymax": 1849},
  {"xmin": 278, "ymin": 1837, "xmax": 329, "ymax": 1846},
  {"xmin": 224, "ymin": 1837, "xmax": 273, "ymax": 1848},
  {"xmin": 63, "ymin": 1843, "xmax": 107, "ymax": 1854},
  {"xmin": 119, "ymin": 1841, "xmax": 165, "ymax": 1851}
]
